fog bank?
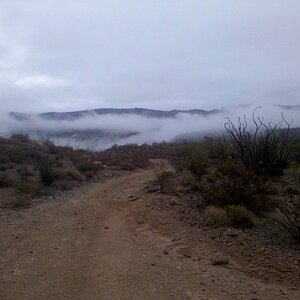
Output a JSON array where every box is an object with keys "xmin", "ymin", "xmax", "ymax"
[{"xmin": 0, "ymin": 105, "xmax": 299, "ymax": 151}]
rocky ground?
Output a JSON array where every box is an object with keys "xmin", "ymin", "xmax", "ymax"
[{"xmin": 0, "ymin": 160, "xmax": 299, "ymax": 300}]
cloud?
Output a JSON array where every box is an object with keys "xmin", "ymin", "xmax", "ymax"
[
  {"xmin": 1, "ymin": 104, "xmax": 299, "ymax": 151},
  {"xmin": 14, "ymin": 75, "xmax": 71, "ymax": 88},
  {"xmin": 0, "ymin": 1, "xmax": 299, "ymax": 113}
]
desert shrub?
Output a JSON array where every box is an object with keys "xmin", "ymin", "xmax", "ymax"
[
  {"xmin": 35, "ymin": 159, "xmax": 56, "ymax": 186},
  {"xmin": 202, "ymin": 137, "xmax": 236, "ymax": 159},
  {"xmin": 56, "ymin": 168, "xmax": 83, "ymax": 181},
  {"xmin": 225, "ymin": 205, "xmax": 255, "ymax": 228},
  {"xmin": 174, "ymin": 142, "xmax": 208, "ymax": 176},
  {"xmin": 289, "ymin": 132, "xmax": 300, "ymax": 163},
  {"xmin": 205, "ymin": 205, "xmax": 254, "ymax": 228},
  {"xmin": 291, "ymin": 144, "xmax": 300, "ymax": 164},
  {"xmin": 54, "ymin": 180, "xmax": 74, "ymax": 190},
  {"xmin": 42, "ymin": 139, "xmax": 59, "ymax": 154},
  {"xmin": 16, "ymin": 182, "xmax": 43, "ymax": 197},
  {"xmin": 157, "ymin": 171, "xmax": 173, "ymax": 193},
  {"xmin": 0, "ymin": 172, "xmax": 16, "ymax": 187},
  {"xmin": 0, "ymin": 153, "xmax": 10, "ymax": 164},
  {"xmin": 11, "ymin": 133, "xmax": 30, "ymax": 143},
  {"xmin": 225, "ymin": 107, "xmax": 292, "ymax": 176},
  {"xmin": 186, "ymin": 156, "xmax": 207, "ymax": 179},
  {"xmin": 19, "ymin": 165, "xmax": 35, "ymax": 177},
  {"xmin": 199, "ymin": 161, "xmax": 252, "ymax": 206},
  {"xmin": 4, "ymin": 145, "xmax": 42, "ymax": 164},
  {"xmin": 0, "ymin": 163, "xmax": 15, "ymax": 171},
  {"xmin": 63, "ymin": 149, "xmax": 90, "ymax": 164},
  {"xmin": 4, "ymin": 163, "xmax": 14, "ymax": 170},
  {"xmin": 77, "ymin": 162, "xmax": 99, "ymax": 173},
  {"xmin": 118, "ymin": 159, "xmax": 135, "ymax": 171},
  {"xmin": 198, "ymin": 160, "xmax": 273, "ymax": 212},
  {"xmin": 273, "ymin": 196, "xmax": 300, "ymax": 243},
  {"xmin": 204, "ymin": 206, "xmax": 229, "ymax": 226},
  {"xmin": 66, "ymin": 169, "xmax": 83, "ymax": 181}
]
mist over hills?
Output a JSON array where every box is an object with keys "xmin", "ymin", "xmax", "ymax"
[
  {"xmin": 2, "ymin": 105, "xmax": 300, "ymax": 151},
  {"xmin": 10, "ymin": 107, "xmax": 219, "ymax": 121},
  {"xmin": 7, "ymin": 108, "xmax": 220, "ymax": 149}
]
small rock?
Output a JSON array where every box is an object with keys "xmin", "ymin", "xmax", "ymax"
[
  {"xmin": 192, "ymin": 257, "xmax": 201, "ymax": 261},
  {"xmin": 163, "ymin": 250, "xmax": 169, "ymax": 255},
  {"xmin": 171, "ymin": 238, "xmax": 181, "ymax": 242},
  {"xmin": 128, "ymin": 196, "xmax": 139, "ymax": 202},
  {"xmin": 227, "ymin": 233, "xmax": 238, "ymax": 238},
  {"xmin": 212, "ymin": 257, "xmax": 229, "ymax": 266}
]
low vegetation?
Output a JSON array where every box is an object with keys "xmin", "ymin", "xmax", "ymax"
[
  {"xmin": 0, "ymin": 135, "xmax": 108, "ymax": 207},
  {"xmin": 143, "ymin": 111, "xmax": 300, "ymax": 243},
  {"xmin": 273, "ymin": 195, "xmax": 300, "ymax": 243},
  {"xmin": 204, "ymin": 205, "xmax": 255, "ymax": 229},
  {"xmin": 35, "ymin": 158, "xmax": 57, "ymax": 186},
  {"xmin": 225, "ymin": 107, "xmax": 292, "ymax": 176},
  {"xmin": 1, "ymin": 111, "xmax": 299, "ymax": 245}
]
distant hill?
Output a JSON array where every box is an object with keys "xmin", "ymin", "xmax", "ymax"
[
  {"xmin": 6, "ymin": 108, "xmax": 221, "ymax": 149},
  {"xmin": 278, "ymin": 104, "xmax": 300, "ymax": 111},
  {"xmin": 7, "ymin": 105, "xmax": 299, "ymax": 151},
  {"xmin": 10, "ymin": 107, "xmax": 220, "ymax": 121}
]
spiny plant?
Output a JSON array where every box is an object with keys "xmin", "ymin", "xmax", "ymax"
[
  {"xmin": 35, "ymin": 158, "xmax": 56, "ymax": 186},
  {"xmin": 225, "ymin": 107, "xmax": 292, "ymax": 176}
]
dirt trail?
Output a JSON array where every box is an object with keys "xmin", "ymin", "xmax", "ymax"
[{"xmin": 0, "ymin": 160, "xmax": 299, "ymax": 300}]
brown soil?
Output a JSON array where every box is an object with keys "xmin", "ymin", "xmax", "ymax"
[{"xmin": 0, "ymin": 160, "xmax": 299, "ymax": 300}]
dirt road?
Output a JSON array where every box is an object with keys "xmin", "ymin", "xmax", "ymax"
[{"xmin": 0, "ymin": 160, "xmax": 299, "ymax": 299}]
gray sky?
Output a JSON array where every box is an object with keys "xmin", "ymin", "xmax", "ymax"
[{"xmin": 0, "ymin": 0, "xmax": 299, "ymax": 113}]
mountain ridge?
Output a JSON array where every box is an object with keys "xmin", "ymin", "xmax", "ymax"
[{"xmin": 10, "ymin": 107, "xmax": 220, "ymax": 121}]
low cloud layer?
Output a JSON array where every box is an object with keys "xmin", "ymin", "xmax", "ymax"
[
  {"xmin": 0, "ymin": 105, "xmax": 299, "ymax": 150},
  {"xmin": 0, "ymin": 1, "xmax": 300, "ymax": 113}
]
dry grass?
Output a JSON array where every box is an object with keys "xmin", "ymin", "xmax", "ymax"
[
  {"xmin": 225, "ymin": 205, "xmax": 255, "ymax": 229},
  {"xmin": 204, "ymin": 206, "xmax": 229, "ymax": 226},
  {"xmin": 204, "ymin": 205, "xmax": 255, "ymax": 229}
]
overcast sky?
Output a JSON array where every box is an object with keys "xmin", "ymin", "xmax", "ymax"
[{"xmin": 0, "ymin": 0, "xmax": 299, "ymax": 113}]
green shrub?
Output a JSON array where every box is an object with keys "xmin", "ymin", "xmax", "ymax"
[
  {"xmin": 118, "ymin": 159, "xmax": 134, "ymax": 171},
  {"xmin": 273, "ymin": 196, "xmax": 300, "ymax": 243},
  {"xmin": 204, "ymin": 206, "xmax": 229, "ymax": 226},
  {"xmin": 0, "ymin": 172, "xmax": 16, "ymax": 187},
  {"xmin": 290, "ymin": 134, "xmax": 300, "ymax": 163},
  {"xmin": 157, "ymin": 171, "xmax": 173, "ymax": 193},
  {"xmin": 203, "ymin": 137, "xmax": 236, "ymax": 159},
  {"xmin": 4, "ymin": 145, "xmax": 41, "ymax": 164},
  {"xmin": 35, "ymin": 159, "xmax": 56, "ymax": 186},
  {"xmin": 19, "ymin": 165, "xmax": 35, "ymax": 177},
  {"xmin": 225, "ymin": 205, "xmax": 255, "ymax": 228},
  {"xmin": 0, "ymin": 153, "xmax": 10, "ymax": 164},
  {"xmin": 16, "ymin": 182, "xmax": 43, "ymax": 197},
  {"xmin": 56, "ymin": 168, "xmax": 83, "ymax": 181},
  {"xmin": 205, "ymin": 205, "xmax": 255, "ymax": 228},
  {"xmin": 198, "ymin": 160, "xmax": 272, "ymax": 212},
  {"xmin": 186, "ymin": 156, "xmax": 207, "ymax": 180},
  {"xmin": 77, "ymin": 162, "xmax": 100, "ymax": 173}
]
